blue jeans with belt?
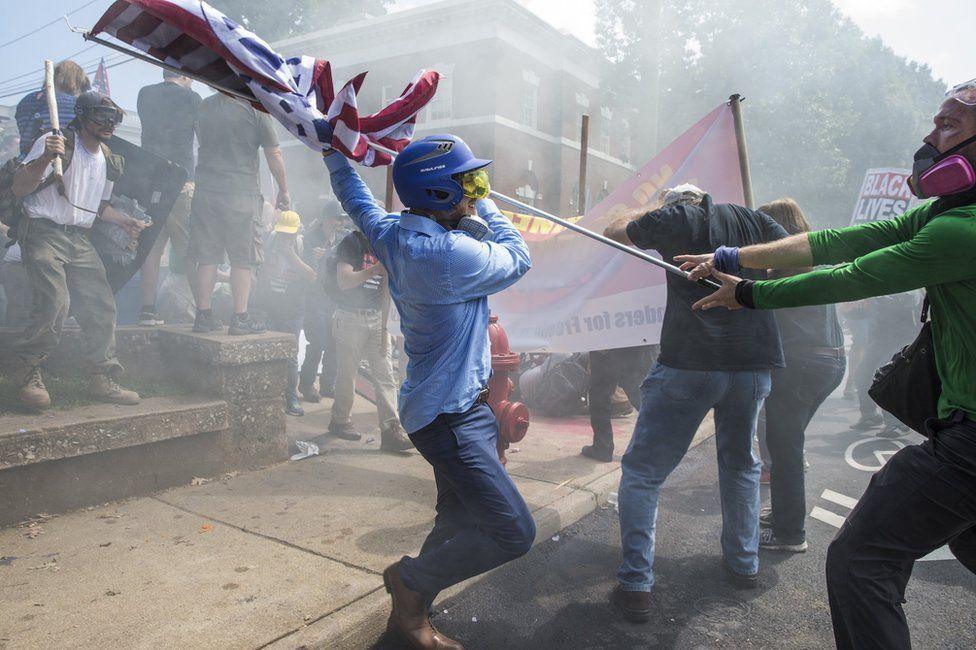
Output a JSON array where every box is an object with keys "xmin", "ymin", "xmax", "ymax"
[
  {"xmin": 398, "ymin": 403, "xmax": 536, "ymax": 602},
  {"xmin": 617, "ymin": 363, "xmax": 771, "ymax": 592}
]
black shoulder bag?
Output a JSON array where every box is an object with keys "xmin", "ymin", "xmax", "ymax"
[{"xmin": 868, "ymin": 296, "xmax": 942, "ymax": 435}]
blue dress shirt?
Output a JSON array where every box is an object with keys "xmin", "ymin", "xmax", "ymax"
[{"xmin": 325, "ymin": 153, "xmax": 531, "ymax": 433}]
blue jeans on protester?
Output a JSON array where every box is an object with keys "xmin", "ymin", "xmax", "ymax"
[
  {"xmin": 618, "ymin": 363, "xmax": 771, "ymax": 592},
  {"xmin": 399, "ymin": 403, "xmax": 536, "ymax": 602}
]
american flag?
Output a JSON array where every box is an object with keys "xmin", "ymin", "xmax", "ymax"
[
  {"xmin": 91, "ymin": 0, "xmax": 440, "ymax": 166},
  {"xmin": 92, "ymin": 57, "xmax": 112, "ymax": 97}
]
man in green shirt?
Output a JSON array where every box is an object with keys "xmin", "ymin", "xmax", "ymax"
[{"xmin": 676, "ymin": 85, "xmax": 976, "ymax": 649}]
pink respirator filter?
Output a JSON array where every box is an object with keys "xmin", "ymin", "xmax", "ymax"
[{"xmin": 919, "ymin": 154, "xmax": 976, "ymax": 197}]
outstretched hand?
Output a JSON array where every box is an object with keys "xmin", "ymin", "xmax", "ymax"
[
  {"xmin": 675, "ymin": 252, "xmax": 714, "ymax": 275},
  {"xmin": 689, "ymin": 267, "xmax": 744, "ymax": 311}
]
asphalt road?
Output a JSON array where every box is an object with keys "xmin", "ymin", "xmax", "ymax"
[{"xmin": 375, "ymin": 392, "xmax": 976, "ymax": 649}]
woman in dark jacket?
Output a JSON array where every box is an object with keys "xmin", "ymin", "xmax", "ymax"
[{"xmin": 758, "ymin": 199, "xmax": 846, "ymax": 552}]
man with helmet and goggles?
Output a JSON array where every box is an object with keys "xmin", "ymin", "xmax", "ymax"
[
  {"xmin": 675, "ymin": 79, "xmax": 976, "ymax": 650},
  {"xmin": 11, "ymin": 90, "xmax": 145, "ymax": 411},
  {"xmin": 324, "ymin": 134, "xmax": 532, "ymax": 650}
]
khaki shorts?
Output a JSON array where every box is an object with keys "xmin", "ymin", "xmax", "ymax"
[
  {"xmin": 155, "ymin": 181, "xmax": 193, "ymax": 266},
  {"xmin": 188, "ymin": 188, "xmax": 264, "ymax": 268}
]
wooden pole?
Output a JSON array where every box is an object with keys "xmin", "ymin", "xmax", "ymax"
[
  {"xmin": 577, "ymin": 114, "xmax": 589, "ymax": 215},
  {"xmin": 728, "ymin": 94, "xmax": 754, "ymax": 209},
  {"xmin": 43, "ymin": 60, "xmax": 63, "ymax": 178}
]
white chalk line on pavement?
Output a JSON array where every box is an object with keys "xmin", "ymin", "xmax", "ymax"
[{"xmin": 809, "ymin": 493, "xmax": 954, "ymax": 562}]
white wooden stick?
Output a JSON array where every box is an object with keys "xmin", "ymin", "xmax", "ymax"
[{"xmin": 43, "ymin": 59, "xmax": 63, "ymax": 178}]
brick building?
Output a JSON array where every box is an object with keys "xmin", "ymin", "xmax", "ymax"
[{"xmin": 276, "ymin": 0, "xmax": 637, "ymax": 218}]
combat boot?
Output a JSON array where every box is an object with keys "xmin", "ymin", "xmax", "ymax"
[
  {"xmin": 19, "ymin": 366, "xmax": 51, "ymax": 411},
  {"xmin": 88, "ymin": 374, "xmax": 141, "ymax": 406},
  {"xmin": 383, "ymin": 562, "xmax": 463, "ymax": 650}
]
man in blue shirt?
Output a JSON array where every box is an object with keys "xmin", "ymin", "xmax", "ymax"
[{"xmin": 324, "ymin": 134, "xmax": 533, "ymax": 650}]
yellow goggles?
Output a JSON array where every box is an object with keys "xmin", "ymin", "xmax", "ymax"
[{"xmin": 459, "ymin": 169, "xmax": 491, "ymax": 199}]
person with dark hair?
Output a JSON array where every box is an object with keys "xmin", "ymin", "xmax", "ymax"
[
  {"xmin": 297, "ymin": 199, "xmax": 348, "ymax": 402},
  {"xmin": 677, "ymin": 81, "xmax": 976, "ymax": 650},
  {"xmin": 11, "ymin": 91, "xmax": 145, "ymax": 410},
  {"xmin": 326, "ymin": 228, "xmax": 410, "ymax": 449},
  {"xmin": 753, "ymin": 198, "xmax": 845, "ymax": 553},
  {"xmin": 136, "ymin": 71, "xmax": 203, "ymax": 326},
  {"xmin": 15, "ymin": 60, "xmax": 90, "ymax": 157},
  {"xmin": 582, "ymin": 345, "xmax": 655, "ymax": 462},
  {"xmin": 602, "ymin": 184, "xmax": 788, "ymax": 622}
]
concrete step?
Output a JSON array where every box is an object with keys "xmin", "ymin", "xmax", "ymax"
[
  {"xmin": 0, "ymin": 397, "xmax": 230, "ymax": 526},
  {"xmin": 0, "ymin": 396, "xmax": 229, "ymax": 470}
]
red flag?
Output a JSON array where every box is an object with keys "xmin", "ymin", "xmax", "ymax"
[{"xmin": 93, "ymin": 58, "xmax": 111, "ymax": 97}]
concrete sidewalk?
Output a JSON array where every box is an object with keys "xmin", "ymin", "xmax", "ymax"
[{"xmin": 0, "ymin": 398, "xmax": 714, "ymax": 649}]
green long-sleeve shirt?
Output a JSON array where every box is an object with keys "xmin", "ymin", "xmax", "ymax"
[{"xmin": 752, "ymin": 202, "xmax": 976, "ymax": 419}]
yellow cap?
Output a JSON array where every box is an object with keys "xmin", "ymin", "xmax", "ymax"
[{"xmin": 274, "ymin": 210, "xmax": 301, "ymax": 234}]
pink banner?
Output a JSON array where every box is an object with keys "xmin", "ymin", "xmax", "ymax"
[{"xmin": 490, "ymin": 102, "xmax": 745, "ymax": 352}]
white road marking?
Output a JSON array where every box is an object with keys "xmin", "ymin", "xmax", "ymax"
[
  {"xmin": 844, "ymin": 437, "xmax": 906, "ymax": 472},
  {"xmin": 821, "ymin": 489, "xmax": 859, "ymax": 510},
  {"xmin": 810, "ymin": 506, "xmax": 847, "ymax": 529},
  {"xmin": 919, "ymin": 545, "xmax": 955, "ymax": 562}
]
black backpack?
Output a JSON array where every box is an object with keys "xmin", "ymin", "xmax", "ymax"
[{"xmin": 0, "ymin": 129, "xmax": 124, "ymax": 241}]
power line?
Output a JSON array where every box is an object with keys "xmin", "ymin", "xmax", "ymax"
[
  {"xmin": 0, "ymin": 44, "xmax": 99, "ymax": 88},
  {"xmin": 0, "ymin": 52, "xmax": 128, "ymax": 94},
  {"xmin": 0, "ymin": 54, "xmax": 130, "ymax": 99},
  {"xmin": 0, "ymin": 0, "xmax": 103, "ymax": 51},
  {"xmin": 0, "ymin": 43, "xmax": 101, "ymax": 91}
]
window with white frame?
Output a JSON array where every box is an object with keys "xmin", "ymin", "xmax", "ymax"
[
  {"xmin": 521, "ymin": 70, "xmax": 540, "ymax": 129},
  {"xmin": 575, "ymin": 92, "xmax": 590, "ymax": 140},
  {"xmin": 425, "ymin": 63, "xmax": 455, "ymax": 122},
  {"xmin": 600, "ymin": 106, "xmax": 612, "ymax": 153}
]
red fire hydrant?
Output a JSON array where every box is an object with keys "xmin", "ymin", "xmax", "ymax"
[{"xmin": 487, "ymin": 313, "xmax": 529, "ymax": 465}]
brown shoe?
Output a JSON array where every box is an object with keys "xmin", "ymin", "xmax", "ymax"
[
  {"xmin": 381, "ymin": 423, "xmax": 413, "ymax": 452},
  {"xmin": 612, "ymin": 585, "xmax": 652, "ymax": 623},
  {"xmin": 383, "ymin": 562, "xmax": 463, "ymax": 650},
  {"xmin": 19, "ymin": 366, "xmax": 51, "ymax": 411},
  {"xmin": 88, "ymin": 374, "xmax": 141, "ymax": 406}
]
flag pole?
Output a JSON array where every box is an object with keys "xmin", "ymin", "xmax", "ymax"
[
  {"xmin": 728, "ymin": 94, "xmax": 755, "ymax": 209},
  {"xmin": 66, "ymin": 19, "xmax": 718, "ymax": 290}
]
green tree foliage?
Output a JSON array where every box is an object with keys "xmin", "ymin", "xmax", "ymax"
[
  {"xmin": 209, "ymin": 0, "xmax": 393, "ymax": 42},
  {"xmin": 595, "ymin": 0, "xmax": 946, "ymax": 226}
]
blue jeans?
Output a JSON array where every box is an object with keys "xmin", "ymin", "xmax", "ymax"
[
  {"xmin": 617, "ymin": 363, "xmax": 771, "ymax": 591},
  {"xmin": 399, "ymin": 403, "xmax": 536, "ymax": 602}
]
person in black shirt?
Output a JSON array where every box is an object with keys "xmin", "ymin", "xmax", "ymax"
[
  {"xmin": 136, "ymin": 71, "xmax": 203, "ymax": 326},
  {"xmin": 753, "ymin": 199, "xmax": 846, "ymax": 553},
  {"xmin": 327, "ymin": 230, "xmax": 411, "ymax": 452},
  {"xmin": 297, "ymin": 201, "xmax": 347, "ymax": 402},
  {"xmin": 602, "ymin": 184, "xmax": 787, "ymax": 622}
]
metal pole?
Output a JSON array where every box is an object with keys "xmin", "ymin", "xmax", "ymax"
[
  {"xmin": 73, "ymin": 26, "xmax": 719, "ymax": 290},
  {"xmin": 577, "ymin": 114, "xmax": 589, "ymax": 215},
  {"xmin": 81, "ymin": 32, "xmax": 256, "ymax": 104},
  {"xmin": 489, "ymin": 190, "xmax": 720, "ymax": 290},
  {"xmin": 728, "ymin": 94, "xmax": 755, "ymax": 209}
]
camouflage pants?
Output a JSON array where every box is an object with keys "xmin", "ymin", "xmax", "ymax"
[{"xmin": 12, "ymin": 217, "xmax": 122, "ymax": 374}]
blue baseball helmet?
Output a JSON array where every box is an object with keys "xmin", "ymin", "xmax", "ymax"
[{"xmin": 392, "ymin": 134, "xmax": 491, "ymax": 212}]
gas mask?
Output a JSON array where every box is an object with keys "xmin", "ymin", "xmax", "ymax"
[
  {"xmin": 909, "ymin": 77, "xmax": 976, "ymax": 199},
  {"xmin": 909, "ymin": 134, "xmax": 976, "ymax": 199}
]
